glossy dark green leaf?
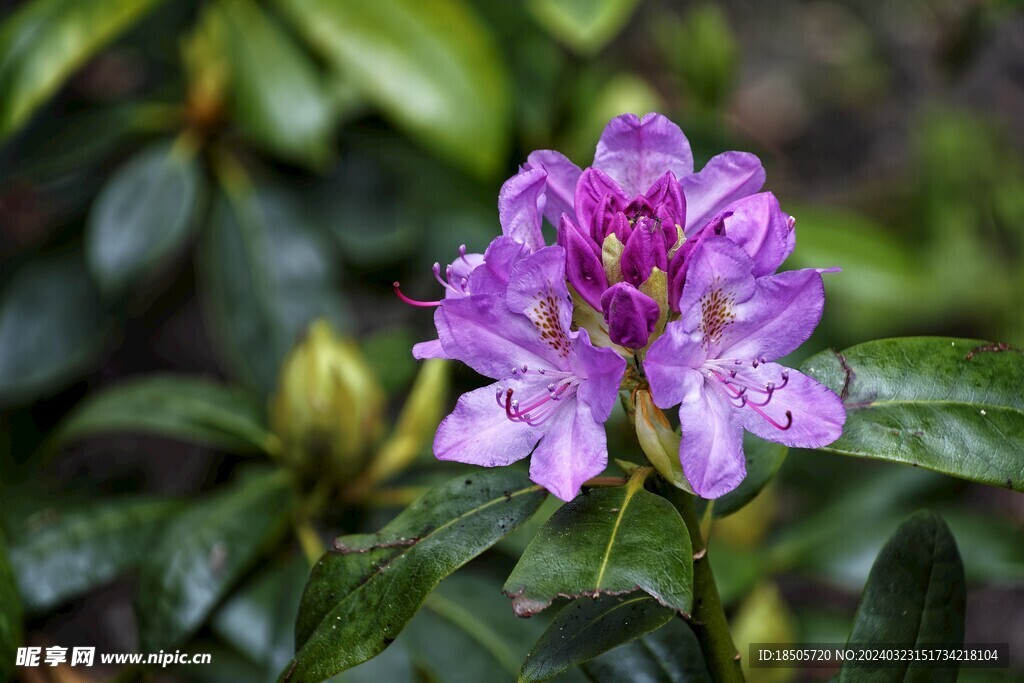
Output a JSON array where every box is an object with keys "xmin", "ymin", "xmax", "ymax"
[
  {"xmin": 199, "ymin": 185, "xmax": 350, "ymax": 395},
  {"xmin": 136, "ymin": 469, "xmax": 295, "ymax": 651},
  {"xmin": 710, "ymin": 435, "xmax": 787, "ymax": 518},
  {"xmin": 522, "ymin": 594, "xmax": 676, "ymax": 682},
  {"xmin": 212, "ymin": 556, "xmax": 418, "ymax": 683},
  {"xmin": 275, "ymin": 0, "xmax": 510, "ymax": 177},
  {"xmin": 0, "ymin": 255, "xmax": 111, "ymax": 407},
  {"xmin": 2, "ymin": 496, "xmax": 180, "ymax": 612},
  {"xmin": 47, "ymin": 374, "xmax": 272, "ymax": 456},
  {"xmin": 503, "ymin": 477, "xmax": 693, "ymax": 618},
  {"xmin": 216, "ymin": 0, "xmax": 333, "ymax": 166},
  {"xmin": 800, "ymin": 337, "xmax": 1024, "ymax": 491},
  {"xmin": 283, "ymin": 470, "xmax": 547, "ymax": 683},
  {"xmin": 0, "ymin": 532, "xmax": 22, "ymax": 682},
  {"xmin": 582, "ymin": 618, "xmax": 710, "ymax": 683},
  {"xmin": 528, "ymin": 0, "xmax": 641, "ymax": 55},
  {"xmin": 840, "ymin": 511, "xmax": 965, "ymax": 682},
  {"xmin": 0, "ymin": 0, "xmax": 164, "ymax": 139},
  {"xmin": 86, "ymin": 140, "xmax": 201, "ymax": 294},
  {"xmin": 404, "ymin": 573, "xmax": 545, "ymax": 683}
]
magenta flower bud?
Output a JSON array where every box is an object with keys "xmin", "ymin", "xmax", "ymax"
[
  {"xmin": 600, "ymin": 282, "xmax": 661, "ymax": 348},
  {"xmin": 621, "ymin": 216, "xmax": 669, "ymax": 286},
  {"xmin": 558, "ymin": 215, "xmax": 608, "ymax": 309},
  {"xmin": 575, "ymin": 167, "xmax": 628, "ymax": 238}
]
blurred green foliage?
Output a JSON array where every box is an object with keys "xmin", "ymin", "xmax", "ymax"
[{"xmin": 0, "ymin": 0, "xmax": 1022, "ymax": 680}]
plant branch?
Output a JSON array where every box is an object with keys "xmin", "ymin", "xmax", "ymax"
[{"xmin": 668, "ymin": 487, "xmax": 745, "ymax": 682}]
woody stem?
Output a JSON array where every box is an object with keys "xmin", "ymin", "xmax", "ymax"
[{"xmin": 667, "ymin": 486, "xmax": 745, "ymax": 682}]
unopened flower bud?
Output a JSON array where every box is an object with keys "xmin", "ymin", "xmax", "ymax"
[
  {"xmin": 634, "ymin": 389, "xmax": 693, "ymax": 493},
  {"xmin": 270, "ymin": 320, "xmax": 384, "ymax": 482}
]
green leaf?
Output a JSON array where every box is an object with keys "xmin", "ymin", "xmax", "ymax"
[
  {"xmin": 582, "ymin": 618, "xmax": 711, "ymax": 682},
  {"xmin": 85, "ymin": 139, "xmax": 201, "ymax": 294},
  {"xmin": 710, "ymin": 435, "xmax": 787, "ymax": 518},
  {"xmin": 800, "ymin": 337, "xmax": 1024, "ymax": 491},
  {"xmin": 275, "ymin": 0, "xmax": 510, "ymax": 177},
  {"xmin": 0, "ymin": 255, "xmax": 111, "ymax": 407},
  {"xmin": 47, "ymin": 374, "xmax": 272, "ymax": 456},
  {"xmin": 2, "ymin": 496, "xmax": 180, "ymax": 612},
  {"xmin": 216, "ymin": 0, "xmax": 334, "ymax": 166},
  {"xmin": 521, "ymin": 594, "xmax": 677, "ymax": 682},
  {"xmin": 0, "ymin": 532, "xmax": 22, "ymax": 682},
  {"xmin": 840, "ymin": 511, "xmax": 965, "ymax": 682},
  {"xmin": 199, "ymin": 185, "xmax": 350, "ymax": 395},
  {"xmin": 136, "ymin": 469, "xmax": 295, "ymax": 651},
  {"xmin": 404, "ymin": 572, "xmax": 545, "ymax": 683},
  {"xmin": 503, "ymin": 475, "xmax": 693, "ymax": 617},
  {"xmin": 0, "ymin": 0, "xmax": 165, "ymax": 140},
  {"xmin": 283, "ymin": 470, "xmax": 547, "ymax": 682},
  {"xmin": 528, "ymin": 0, "xmax": 641, "ymax": 55}
]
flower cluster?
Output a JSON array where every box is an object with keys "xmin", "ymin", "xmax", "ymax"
[{"xmin": 399, "ymin": 113, "xmax": 845, "ymax": 500}]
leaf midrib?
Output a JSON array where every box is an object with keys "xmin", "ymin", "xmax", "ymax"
[
  {"xmin": 594, "ymin": 481, "xmax": 642, "ymax": 589},
  {"xmin": 848, "ymin": 399, "xmax": 1024, "ymax": 413}
]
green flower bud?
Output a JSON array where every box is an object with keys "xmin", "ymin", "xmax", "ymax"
[
  {"xmin": 634, "ymin": 389, "xmax": 693, "ymax": 493},
  {"xmin": 270, "ymin": 320, "xmax": 384, "ymax": 482}
]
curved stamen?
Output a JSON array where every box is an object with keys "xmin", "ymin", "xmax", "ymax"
[
  {"xmin": 457, "ymin": 244, "xmax": 470, "ymax": 266},
  {"xmin": 708, "ymin": 368, "xmax": 792, "ymax": 431},
  {"xmin": 746, "ymin": 403, "xmax": 793, "ymax": 430},
  {"xmin": 497, "ymin": 377, "xmax": 578, "ymax": 426},
  {"xmin": 393, "ymin": 282, "xmax": 441, "ymax": 307},
  {"xmin": 432, "ymin": 263, "xmax": 448, "ymax": 288}
]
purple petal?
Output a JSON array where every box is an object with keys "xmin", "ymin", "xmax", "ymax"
[
  {"xmin": 593, "ymin": 113, "xmax": 694, "ymax": 197},
  {"xmin": 529, "ymin": 400, "xmax": 607, "ymax": 501},
  {"xmin": 499, "ymin": 167, "xmax": 548, "ymax": 251},
  {"xmin": 468, "ymin": 236, "xmax": 532, "ymax": 295},
  {"xmin": 600, "ymin": 282, "xmax": 660, "ymax": 349},
  {"xmin": 412, "ymin": 338, "xmax": 447, "ymax": 359},
  {"xmin": 720, "ymin": 192, "xmax": 794, "ymax": 276},
  {"xmin": 676, "ymin": 237, "xmax": 758, "ymax": 358},
  {"xmin": 557, "ymin": 215, "xmax": 608, "ymax": 310},
  {"xmin": 506, "ymin": 245, "xmax": 573, "ymax": 331},
  {"xmin": 569, "ymin": 327, "xmax": 627, "ymax": 422},
  {"xmin": 731, "ymin": 363, "xmax": 845, "ymax": 449},
  {"xmin": 681, "ymin": 152, "xmax": 765, "ymax": 234},
  {"xmin": 437, "ymin": 294, "xmax": 558, "ymax": 378},
  {"xmin": 525, "ymin": 150, "xmax": 582, "ymax": 226},
  {"xmin": 716, "ymin": 267, "xmax": 826, "ymax": 362},
  {"xmin": 434, "ymin": 382, "xmax": 540, "ymax": 466},
  {"xmin": 620, "ymin": 216, "xmax": 668, "ymax": 286},
  {"xmin": 574, "ymin": 167, "xmax": 629, "ymax": 237},
  {"xmin": 677, "ymin": 373, "xmax": 746, "ymax": 499},
  {"xmin": 666, "ymin": 213, "xmax": 728, "ymax": 313},
  {"xmin": 644, "ymin": 322, "xmax": 707, "ymax": 408}
]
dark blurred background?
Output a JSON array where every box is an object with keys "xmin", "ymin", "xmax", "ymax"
[{"xmin": 0, "ymin": 0, "xmax": 1021, "ymax": 681}]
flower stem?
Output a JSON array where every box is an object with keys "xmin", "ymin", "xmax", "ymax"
[{"xmin": 668, "ymin": 487, "xmax": 745, "ymax": 682}]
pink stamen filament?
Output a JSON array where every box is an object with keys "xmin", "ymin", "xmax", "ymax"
[
  {"xmin": 709, "ymin": 368, "xmax": 792, "ymax": 431},
  {"xmin": 393, "ymin": 282, "xmax": 441, "ymax": 307},
  {"xmin": 496, "ymin": 378, "xmax": 577, "ymax": 427}
]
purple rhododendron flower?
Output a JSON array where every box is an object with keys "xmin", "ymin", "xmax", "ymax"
[
  {"xmin": 498, "ymin": 113, "xmax": 769, "ymax": 349},
  {"xmin": 644, "ymin": 237, "xmax": 846, "ymax": 498},
  {"xmin": 422, "ymin": 244, "xmax": 626, "ymax": 501},
  {"xmin": 402, "ymin": 111, "xmax": 845, "ymax": 501}
]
